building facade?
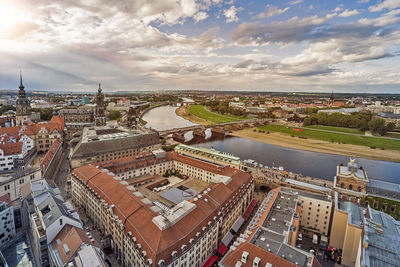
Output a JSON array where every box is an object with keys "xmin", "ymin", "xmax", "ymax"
[
  {"xmin": 175, "ymin": 144, "xmax": 242, "ymax": 169},
  {"xmin": 71, "ymin": 149, "xmax": 254, "ymax": 267},
  {"xmin": 0, "ymin": 167, "xmax": 41, "ymax": 201},
  {"xmin": 0, "ymin": 194, "xmax": 15, "ymax": 248},
  {"xmin": 58, "ymin": 108, "xmax": 94, "ymax": 141},
  {"xmin": 94, "ymin": 84, "xmax": 106, "ymax": 126}
]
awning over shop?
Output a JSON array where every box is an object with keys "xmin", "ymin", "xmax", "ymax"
[
  {"xmin": 243, "ymin": 199, "xmax": 257, "ymax": 221},
  {"xmin": 217, "ymin": 244, "xmax": 228, "ymax": 256},
  {"xmin": 232, "ymin": 217, "xmax": 244, "ymax": 233},
  {"xmin": 221, "ymin": 232, "xmax": 233, "ymax": 246},
  {"xmin": 203, "ymin": 255, "xmax": 218, "ymax": 267}
]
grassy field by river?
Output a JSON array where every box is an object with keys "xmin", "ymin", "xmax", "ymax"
[
  {"xmin": 257, "ymin": 124, "xmax": 400, "ymax": 151},
  {"xmin": 188, "ymin": 105, "xmax": 248, "ymax": 123},
  {"xmin": 230, "ymin": 128, "xmax": 400, "ymax": 162}
]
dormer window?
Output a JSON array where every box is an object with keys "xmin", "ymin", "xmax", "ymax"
[
  {"xmin": 171, "ymin": 250, "xmax": 178, "ymax": 260},
  {"xmin": 181, "ymin": 244, "xmax": 187, "ymax": 253},
  {"xmin": 158, "ymin": 260, "xmax": 165, "ymax": 267}
]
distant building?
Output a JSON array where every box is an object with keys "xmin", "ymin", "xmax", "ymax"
[
  {"xmin": 318, "ymin": 107, "xmax": 360, "ymax": 115},
  {"xmin": 378, "ymin": 112, "xmax": 400, "ymax": 128},
  {"xmin": 94, "ymin": 84, "xmax": 106, "ymax": 126},
  {"xmin": 15, "ymin": 73, "xmax": 32, "ymax": 126},
  {"xmin": 229, "ymin": 102, "xmax": 245, "ymax": 109},
  {"xmin": 58, "ymin": 108, "xmax": 94, "ymax": 141},
  {"xmin": 80, "ymin": 96, "xmax": 90, "ymax": 105},
  {"xmin": 0, "ymin": 193, "xmax": 15, "ymax": 248},
  {"xmin": 246, "ymin": 106, "xmax": 267, "ymax": 113},
  {"xmin": 69, "ymin": 126, "xmax": 161, "ymax": 168}
]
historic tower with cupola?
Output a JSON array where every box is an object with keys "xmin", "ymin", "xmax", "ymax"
[
  {"xmin": 16, "ymin": 72, "xmax": 32, "ymax": 126},
  {"xmin": 94, "ymin": 84, "xmax": 106, "ymax": 126},
  {"xmin": 333, "ymin": 159, "xmax": 368, "ymax": 204}
]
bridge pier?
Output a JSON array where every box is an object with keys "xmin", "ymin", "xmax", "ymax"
[
  {"xmin": 172, "ymin": 132, "xmax": 185, "ymax": 142},
  {"xmin": 193, "ymin": 129, "xmax": 206, "ymax": 138},
  {"xmin": 211, "ymin": 127, "xmax": 225, "ymax": 136}
]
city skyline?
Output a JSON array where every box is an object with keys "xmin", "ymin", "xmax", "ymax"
[{"xmin": 0, "ymin": 0, "xmax": 400, "ymax": 93}]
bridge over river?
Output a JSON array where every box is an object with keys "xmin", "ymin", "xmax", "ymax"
[{"xmin": 156, "ymin": 118, "xmax": 273, "ymax": 139}]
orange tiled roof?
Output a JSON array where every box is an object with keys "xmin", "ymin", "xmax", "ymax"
[
  {"xmin": 40, "ymin": 139, "xmax": 62, "ymax": 174},
  {"xmin": 0, "ymin": 126, "xmax": 21, "ymax": 137},
  {"xmin": 0, "ymin": 141, "xmax": 22, "ymax": 156},
  {"xmin": 51, "ymin": 224, "xmax": 100, "ymax": 264},
  {"xmin": 72, "ymin": 153, "xmax": 252, "ymax": 265}
]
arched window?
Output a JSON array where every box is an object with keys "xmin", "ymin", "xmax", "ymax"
[
  {"xmin": 348, "ymin": 184, "xmax": 353, "ymax": 190},
  {"xmin": 358, "ymin": 186, "xmax": 362, "ymax": 192},
  {"xmin": 340, "ymin": 183, "xmax": 344, "ymax": 188}
]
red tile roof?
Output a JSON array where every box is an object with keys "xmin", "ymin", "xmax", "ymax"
[
  {"xmin": 0, "ymin": 141, "xmax": 22, "ymax": 156},
  {"xmin": 40, "ymin": 139, "xmax": 62, "ymax": 174},
  {"xmin": 72, "ymin": 153, "xmax": 253, "ymax": 265}
]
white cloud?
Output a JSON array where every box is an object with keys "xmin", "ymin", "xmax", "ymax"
[
  {"xmin": 289, "ymin": 0, "xmax": 303, "ymax": 5},
  {"xmin": 369, "ymin": 0, "xmax": 400, "ymax": 12},
  {"xmin": 193, "ymin": 11, "xmax": 209, "ymax": 23},
  {"xmin": 254, "ymin": 5, "xmax": 290, "ymax": 19},
  {"xmin": 223, "ymin": 5, "xmax": 240, "ymax": 23},
  {"xmin": 339, "ymin": 9, "xmax": 360, "ymax": 17},
  {"xmin": 358, "ymin": 0, "xmax": 369, "ymax": 3}
]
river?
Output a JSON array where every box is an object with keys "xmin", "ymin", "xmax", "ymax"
[{"xmin": 143, "ymin": 105, "xmax": 400, "ymax": 183}]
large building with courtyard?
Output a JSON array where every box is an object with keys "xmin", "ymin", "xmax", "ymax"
[{"xmin": 70, "ymin": 148, "xmax": 255, "ymax": 267}]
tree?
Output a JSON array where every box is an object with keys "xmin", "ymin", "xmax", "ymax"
[
  {"xmin": 109, "ymin": 110, "xmax": 122, "ymax": 120},
  {"xmin": 368, "ymin": 118, "xmax": 387, "ymax": 135},
  {"xmin": 387, "ymin": 122, "xmax": 396, "ymax": 132},
  {"xmin": 358, "ymin": 118, "xmax": 369, "ymax": 132}
]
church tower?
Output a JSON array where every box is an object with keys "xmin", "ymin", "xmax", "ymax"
[
  {"xmin": 16, "ymin": 72, "xmax": 32, "ymax": 126},
  {"xmin": 94, "ymin": 83, "xmax": 106, "ymax": 126}
]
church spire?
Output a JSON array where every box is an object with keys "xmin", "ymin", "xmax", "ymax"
[
  {"xmin": 98, "ymin": 83, "xmax": 102, "ymax": 92},
  {"xmin": 19, "ymin": 70, "xmax": 24, "ymax": 91}
]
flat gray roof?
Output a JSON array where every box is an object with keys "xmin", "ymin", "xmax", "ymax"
[
  {"xmin": 262, "ymin": 190, "xmax": 297, "ymax": 234},
  {"xmin": 338, "ymin": 201, "xmax": 363, "ymax": 226},
  {"xmin": 252, "ymin": 228, "xmax": 313, "ymax": 267},
  {"xmin": 367, "ymin": 179, "xmax": 400, "ymax": 201}
]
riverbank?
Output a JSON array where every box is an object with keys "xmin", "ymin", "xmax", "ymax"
[
  {"xmin": 175, "ymin": 106, "xmax": 213, "ymax": 126},
  {"xmin": 230, "ymin": 128, "xmax": 400, "ymax": 163}
]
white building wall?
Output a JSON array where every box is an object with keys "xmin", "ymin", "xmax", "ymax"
[{"xmin": 0, "ymin": 203, "xmax": 15, "ymax": 247}]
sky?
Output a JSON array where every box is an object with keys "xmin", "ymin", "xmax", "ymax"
[{"xmin": 0, "ymin": 0, "xmax": 399, "ymax": 93}]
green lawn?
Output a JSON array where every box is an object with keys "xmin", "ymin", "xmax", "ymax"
[
  {"xmin": 188, "ymin": 105, "xmax": 248, "ymax": 123},
  {"xmin": 306, "ymin": 125, "xmax": 364, "ymax": 134},
  {"xmin": 257, "ymin": 124, "xmax": 400, "ymax": 151},
  {"xmin": 386, "ymin": 132, "xmax": 400, "ymax": 139}
]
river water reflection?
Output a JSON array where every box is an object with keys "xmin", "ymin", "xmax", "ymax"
[{"xmin": 143, "ymin": 105, "xmax": 400, "ymax": 183}]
